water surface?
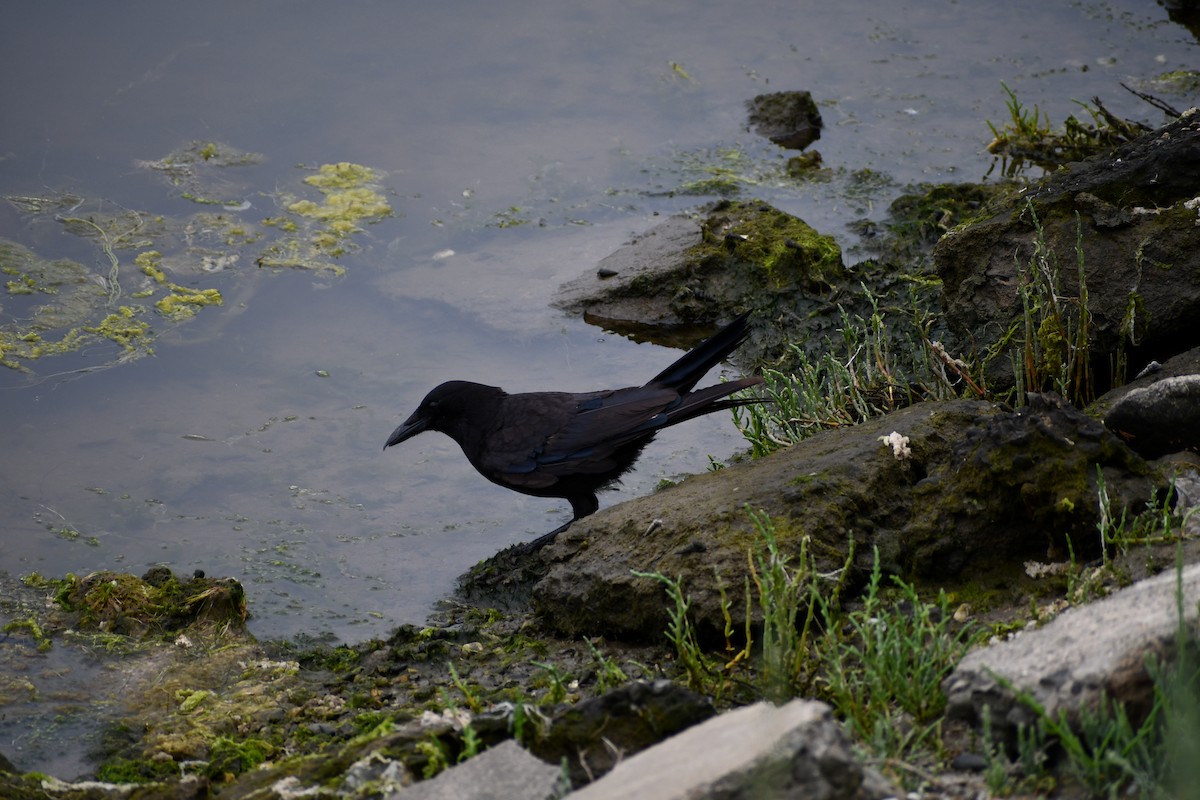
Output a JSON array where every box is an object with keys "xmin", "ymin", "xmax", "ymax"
[{"xmin": 1, "ymin": 1, "xmax": 1195, "ymax": 646}]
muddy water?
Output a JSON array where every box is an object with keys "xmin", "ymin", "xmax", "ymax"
[{"xmin": 1, "ymin": 1, "xmax": 1195, "ymax": 651}]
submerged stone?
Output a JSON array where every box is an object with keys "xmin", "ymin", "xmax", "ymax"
[{"xmin": 746, "ymin": 90, "xmax": 823, "ymax": 151}]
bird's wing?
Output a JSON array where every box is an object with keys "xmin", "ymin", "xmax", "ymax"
[{"xmin": 484, "ymin": 387, "xmax": 677, "ymax": 488}]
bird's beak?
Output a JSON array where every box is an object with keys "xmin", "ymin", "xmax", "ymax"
[{"xmin": 384, "ymin": 413, "xmax": 428, "ymax": 450}]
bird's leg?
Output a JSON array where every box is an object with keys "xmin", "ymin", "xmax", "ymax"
[
  {"xmin": 521, "ymin": 518, "xmax": 576, "ymax": 552},
  {"xmin": 519, "ymin": 493, "xmax": 599, "ymax": 552}
]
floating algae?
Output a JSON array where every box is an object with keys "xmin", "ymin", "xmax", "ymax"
[
  {"xmin": 1, "ymin": 144, "xmax": 394, "ymax": 373},
  {"xmin": 259, "ymin": 161, "xmax": 393, "ymax": 267},
  {"xmin": 137, "ymin": 140, "xmax": 264, "ymax": 207}
]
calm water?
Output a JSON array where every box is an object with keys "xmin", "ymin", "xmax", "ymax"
[{"xmin": 1, "ymin": 1, "xmax": 1195, "ymax": 647}]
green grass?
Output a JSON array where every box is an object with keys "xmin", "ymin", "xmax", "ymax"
[
  {"xmin": 1008, "ymin": 200, "xmax": 1094, "ymax": 406},
  {"xmin": 985, "ymin": 83, "xmax": 1149, "ymax": 177},
  {"xmin": 636, "ymin": 489, "xmax": 1199, "ymax": 792},
  {"xmin": 819, "ymin": 549, "xmax": 985, "ymax": 762},
  {"xmin": 637, "ymin": 508, "xmax": 979, "ymax": 781},
  {"xmin": 732, "ymin": 193, "xmax": 1131, "ymax": 447},
  {"xmin": 732, "ymin": 290, "xmax": 952, "ymax": 457}
]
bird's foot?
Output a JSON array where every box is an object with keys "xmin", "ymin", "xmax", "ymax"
[{"xmin": 517, "ymin": 518, "xmax": 575, "ymax": 554}]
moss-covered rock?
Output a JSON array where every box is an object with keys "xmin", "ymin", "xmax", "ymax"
[
  {"xmin": 554, "ymin": 199, "xmax": 844, "ymax": 332},
  {"xmin": 55, "ymin": 568, "xmax": 247, "ymax": 637},
  {"xmin": 936, "ymin": 111, "xmax": 1200, "ymax": 400},
  {"xmin": 528, "ymin": 396, "xmax": 1160, "ymax": 641}
]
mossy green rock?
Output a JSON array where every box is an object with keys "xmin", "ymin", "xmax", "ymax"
[
  {"xmin": 529, "ymin": 396, "xmax": 1159, "ymax": 641},
  {"xmin": 554, "ymin": 199, "xmax": 844, "ymax": 330},
  {"xmin": 936, "ymin": 111, "xmax": 1200, "ymax": 397}
]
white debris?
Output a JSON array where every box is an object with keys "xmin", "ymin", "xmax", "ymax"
[{"xmin": 878, "ymin": 431, "xmax": 912, "ymax": 461}]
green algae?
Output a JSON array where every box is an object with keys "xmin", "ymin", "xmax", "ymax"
[
  {"xmin": 2, "ymin": 147, "xmax": 394, "ymax": 372},
  {"xmin": 268, "ymin": 161, "xmax": 394, "ymax": 263},
  {"xmin": 138, "ymin": 140, "xmax": 263, "ymax": 207},
  {"xmin": 154, "ymin": 285, "xmax": 223, "ymax": 320},
  {"xmin": 87, "ymin": 306, "xmax": 153, "ymax": 353},
  {"xmin": 0, "ymin": 238, "xmax": 159, "ymax": 369}
]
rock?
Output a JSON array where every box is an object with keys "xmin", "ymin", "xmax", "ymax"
[
  {"xmin": 1104, "ymin": 375, "xmax": 1200, "ymax": 458},
  {"xmin": 902, "ymin": 392, "xmax": 1155, "ymax": 573},
  {"xmin": 343, "ymin": 752, "xmax": 412, "ymax": 794},
  {"xmin": 936, "ymin": 110, "xmax": 1200, "ymax": 395},
  {"xmin": 564, "ymin": 699, "xmax": 895, "ymax": 800},
  {"xmin": 943, "ymin": 562, "xmax": 1200, "ymax": 748},
  {"xmin": 1096, "ymin": 344, "xmax": 1200, "ymax": 458},
  {"xmin": 553, "ymin": 200, "xmax": 844, "ymax": 334},
  {"xmin": 531, "ymin": 397, "xmax": 1158, "ymax": 640},
  {"xmin": 746, "ymin": 91, "xmax": 823, "ymax": 150},
  {"xmin": 530, "ymin": 680, "xmax": 714, "ymax": 786},
  {"xmin": 389, "ymin": 740, "xmax": 562, "ymax": 800}
]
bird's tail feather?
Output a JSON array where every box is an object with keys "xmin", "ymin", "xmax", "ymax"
[
  {"xmin": 646, "ymin": 311, "xmax": 753, "ymax": 394},
  {"xmin": 663, "ymin": 376, "xmax": 765, "ymax": 427}
]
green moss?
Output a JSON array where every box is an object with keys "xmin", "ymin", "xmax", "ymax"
[
  {"xmin": 886, "ymin": 183, "xmax": 1005, "ymax": 251},
  {"xmin": 206, "ymin": 735, "xmax": 275, "ymax": 780},
  {"xmin": 176, "ymin": 688, "xmax": 213, "ymax": 713},
  {"xmin": 54, "ymin": 569, "xmax": 246, "ymax": 636},
  {"xmin": 785, "ymin": 150, "xmax": 826, "ymax": 178},
  {"xmin": 689, "ymin": 200, "xmax": 844, "ymax": 291},
  {"xmin": 95, "ymin": 755, "xmax": 179, "ymax": 784}
]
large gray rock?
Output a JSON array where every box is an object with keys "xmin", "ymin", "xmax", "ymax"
[
  {"xmin": 565, "ymin": 699, "xmax": 894, "ymax": 800},
  {"xmin": 1105, "ymin": 374, "xmax": 1200, "ymax": 458},
  {"xmin": 391, "ymin": 740, "xmax": 562, "ymax": 800},
  {"xmin": 943, "ymin": 562, "xmax": 1200, "ymax": 746}
]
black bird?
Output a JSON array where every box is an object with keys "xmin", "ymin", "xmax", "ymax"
[{"xmin": 384, "ymin": 312, "xmax": 763, "ymax": 548}]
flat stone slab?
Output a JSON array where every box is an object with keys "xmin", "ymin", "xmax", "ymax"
[
  {"xmin": 553, "ymin": 214, "xmax": 705, "ymax": 326},
  {"xmin": 565, "ymin": 699, "xmax": 894, "ymax": 800},
  {"xmin": 390, "ymin": 739, "xmax": 562, "ymax": 800},
  {"xmin": 944, "ymin": 562, "xmax": 1200, "ymax": 743}
]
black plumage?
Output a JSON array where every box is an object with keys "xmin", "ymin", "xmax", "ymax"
[{"xmin": 384, "ymin": 312, "xmax": 763, "ymax": 548}]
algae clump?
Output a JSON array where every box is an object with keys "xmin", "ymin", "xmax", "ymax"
[
  {"xmin": 2, "ymin": 146, "xmax": 396, "ymax": 372},
  {"xmin": 280, "ymin": 162, "xmax": 393, "ymax": 258}
]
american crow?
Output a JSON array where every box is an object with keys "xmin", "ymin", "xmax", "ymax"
[{"xmin": 384, "ymin": 312, "xmax": 763, "ymax": 548}]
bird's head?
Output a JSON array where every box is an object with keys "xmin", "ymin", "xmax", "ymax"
[{"xmin": 383, "ymin": 380, "xmax": 502, "ymax": 450}]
